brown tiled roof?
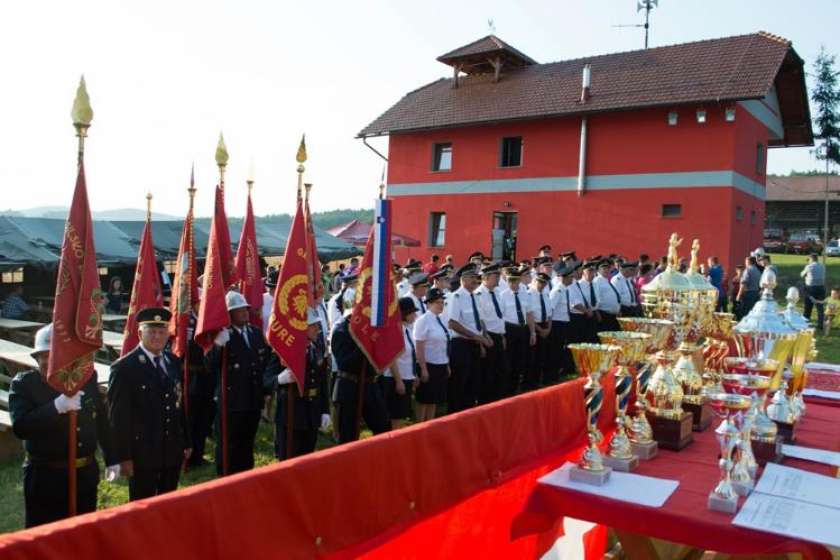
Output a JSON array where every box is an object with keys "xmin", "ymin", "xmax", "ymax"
[
  {"xmin": 360, "ymin": 32, "xmax": 809, "ymax": 145},
  {"xmin": 437, "ymin": 35, "xmax": 537, "ymax": 66},
  {"xmin": 767, "ymin": 175, "xmax": 840, "ymax": 201}
]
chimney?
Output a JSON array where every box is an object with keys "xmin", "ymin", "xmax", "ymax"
[{"xmin": 580, "ymin": 64, "xmax": 591, "ymax": 103}]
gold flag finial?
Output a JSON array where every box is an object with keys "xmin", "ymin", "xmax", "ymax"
[
  {"xmin": 187, "ymin": 164, "xmax": 197, "ymax": 208},
  {"xmin": 296, "ymin": 134, "xmax": 307, "ymax": 164},
  {"xmin": 146, "ymin": 192, "xmax": 153, "ymax": 222},
  {"xmin": 71, "ymin": 75, "xmax": 93, "ymax": 128},
  {"xmin": 215, "ymin": 132, "xmax": 229, "ymax": 167}
]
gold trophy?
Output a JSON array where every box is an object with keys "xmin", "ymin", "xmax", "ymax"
[
  {"xmin": 781, "ymin": 287, "xmax": 816, "ymax": 424},
  {"xmin": 702, "ymin": 312, "xmax": 736, "ymax": 394},
  {"xmin": 598, "ymin": 331, "xmax": 652, "ymax": 470},
  {"xmin": 707, "ymin": 393, "xmax": 753, "ymax": 513},
  {"xmin": 567, "ymin": 343, "xmax": 621, "ymax": 486},
  {"xmin": 617, "ymin": 316, "xmax": 674, "ymax": 459}
]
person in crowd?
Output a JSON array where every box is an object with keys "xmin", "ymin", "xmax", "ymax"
[
  {"xmin": 729, "ymin": 265, "xmax": 744, "ymax": 315},
  {"xmin": 397, "ymin": 259, "xmax": 422, "ymax": 298},
  {"xmin": 105, "ymin": 276, "xmax": 123, "ymax": 314},
  {"xmin": 735, "ymin": 256, "xmax": 761, "ymax": 319},
  {"xmin": 474, "ymin": 263, "xmax": 507, "ymax": 403},
  {"xmin": 655, "ymin": 256, "xmax": 668, "ymax": 275},
  {"xmin": 264, "ymin": 309, "xmax": 330, "ymax": 459},
  {"xmin": 407, "ymin": 272, "xmax": 429, "ymax": 315},
  {"xmin": 332, "ymin": 263, "xmax": 346, "ymax": 293},
  {"xmin": 345, "ymin": 257, "xmax": 360, "ymax": 277},
  {"xmin": 9, "ymin": 324, "xmax": 113, "ymax": 527},
  {"xmin": 327, "ymin": 273, "xmax": 357, "ymax": 330},
  {"xmin": 205, "ymin": 292, "xmax": 270, "ymax": 476},
  {"xmin": 594, "ymin": 260, "xmax": 621, "ymax": 332},
  {"xmin": 823, "ymin": 287, "xmax": 840, "ymax": 336},
  {"xmin": 262, "ymin": 269, "xmax": 278, "ymax": 333},
  {"xmin": 414, "ymin": 288, "xmax": 450, "ymax": 422},
  {"xmin": 572, "ymin": 261, "xmax": 600, "ymax": 342},
  {"xmin": 499, "ymin": 266, "xmax": 531, "ymax": 396},
  {"xmin": 2, "ymin": 285, "xmax": 30, "ymax": 319},
  {"xmin": 635, "ymin": 262, "xmax": 655, "ymax": 296},
  {"xmin": 378, "ymin": 298, "xmax": 419, "ymax": 428},
  {"xmin": 321, "ymin": 264, "xmax": 334, "ymax": 296},
  {"xmin": 801, "ymin": 253, "xmax": 827, "ymax": 329},
  {"xmin": 527, "ymin": 272, "xmax": 552, "ymax": 388},
  {"xmin": 707, "ymin": 256, "xmax": 726, "ymax": 312},
  {"xmin": 108, "ymin": 308, "xmax": 190, "ymax": 500},
  {"xmin": 613, "ymin": 261, "xmax": 640, "ymax": 317},
  {"xmin": 759, "ymin": 254, "xmax": 777, "ymax": 290},
  {"xmin": 423, "ymin": 254, "xmax": 441, "ymax": 275},
  {"xmin": 549, "ymin": 263, "xmax": 576, "ymax": 378}
]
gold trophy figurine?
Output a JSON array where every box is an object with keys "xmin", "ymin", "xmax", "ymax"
[
  {"xmin": 568, "ymin": 343, "xmax": 621, "ymax": 486},
  {"xmin": 707, "ymin": 393, "xmax": 753, "ymax": 513}
]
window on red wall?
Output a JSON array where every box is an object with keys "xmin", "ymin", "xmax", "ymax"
[
  {"xmin": 500, "ymin": 137, "xmax": 523, "ymax": 167},
  {"xmin": 432, "ymin": 143, "xmax": 452, "ymax": 172},
  {"xmin": 429, "ymin": 212, "xmax": 446, "ymax": 247},
  {"xmin": 736, "ymin": 206, "xmax": 744, "ymax": 221},
  {"xmin": 751, "ymin": 210, "xmax": 757, "ymax": 225}
]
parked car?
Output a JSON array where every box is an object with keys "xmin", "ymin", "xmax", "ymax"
[
  {"xmin": 762, "ymin": 228, "xmax": 787, "ymax": 253},
  {"xmin": 787, "ymin": 232, "xmax": 823, "ymax": 255},
  {"xmin": 826, "ymin": 240, "xmax": 840, "ymax": 257}
]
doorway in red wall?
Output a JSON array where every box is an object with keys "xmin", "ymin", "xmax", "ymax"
[{"xmin": 492, "ymin": 212, "xmax": 518, "ymax": 262}]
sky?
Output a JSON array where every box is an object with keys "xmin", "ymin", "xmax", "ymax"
[{"xmin": 1, "ymin": 0, "xmax": 839, "ymax": 219}]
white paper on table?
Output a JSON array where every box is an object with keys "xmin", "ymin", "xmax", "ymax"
[
  {"xmin": 802, "ymin": 388, "xmax": 840, "ymax": 400},
  {"xmin": 805, "ymin": 362, "xmax": 840, "ymax": 374},
  {"xmin": 782, "ymin": 444, "xmax": 840, "ymax": 467},
  {"xmin": 755, "ymin": 463, "xmax": 840, "ymax": 508},
  {"xmin": 733, "ymin": 492, "xmax": 840, "ymax": 548},
  {"xmin": 537, "ymin": 462, "xmax": 679, "ymax": 508}
]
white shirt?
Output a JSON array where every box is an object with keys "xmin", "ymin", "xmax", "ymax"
[
  {"xmin": 413, "ymin": 311, "xmax": 449, "ymax": 364},
  {"xmin": 499, "ymin": 287, "xmax": 529, "ymax": 326},
  {"xmin": 327, "ymin": 292, "xmax": 344, "ymax": 331},
  {"xmin": 529, "ymin": 285, "xmax": 552, "ymax": 323},
  {"xmin": 446, "ymin": 286, "xmax": 483, "ymax": 338},
  {"xmin": 549, "ymin": 283, "xmax": 572, "ymax": 322},
  {"xmin": 611, "ymin": 274, "xmax": 637, "ymax": 306},
  {"xmin": 397, "ymin": 278, "xmax": 411, "ymax": 298},
  {"xmin": 474, "ymin": 284, "xmax": 506, "ymax": 334},
  {"xmin": 408, "ymin": 291, "xmax": 427, "ymax": 315},
  {"xmin": 569, "ymin": 280, "xmax": 593, "ymax": 315},
  {"xmin": 593, "ymin": 275, "xmax": 621, "ymax": 314},
  {"xmin": 262, "ymin": 292, "xmax": 274, "ymax": 335},
  {"xmin": 386, "ymin": 324, "xmax": 417, "ymax": 380},
  {"xmin": 315, "ymin": 298, "xmax": 329, "ymax": 345},
  {"xmin": 760, "ymin": 267, "xmax": 777, "ymax": 289}
]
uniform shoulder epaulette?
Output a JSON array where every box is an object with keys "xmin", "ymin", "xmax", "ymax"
[
  {"xmin": 11, "ymin": 369, "xmax": 38, "ymax": 384},
  {"xmin": 454, "ymin": 293, "xmax": 460, "ymax": 298}
]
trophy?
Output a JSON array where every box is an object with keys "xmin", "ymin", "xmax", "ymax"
[
  {"xmin": 782, "ymin": 287, "xmax": 816, "ymax": 422},
  {"xmin": 722, "ymin": 371, "xmax": 772, "ymax": 486},
  {"xmin": 707, "ymin": 393, "xmax": 752, "ymax": 513},
  {"xmin": 702, "ymin": 312, "xmax": 736, "ymax": 396},
  {"xmin": 598, "ymin": 331, "xmax": 652, "ymax": 469},
  {"xmin": 567, "ymin": 343, "xmax": 621, "ymax": 485},
  {"xmin": 617, "ymin": 317, "xmax": 674, "ymax": 459}
]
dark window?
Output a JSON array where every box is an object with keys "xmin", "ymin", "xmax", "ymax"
[
  {"xmin": 736, "ymin": 206, "xmax": 744, "ymax": 221},
  {"xmin": 500, "ymin": 136, "xmax": 523, "ymax": 167},
  {"xmin": 432, "ymin": 143, "xmax": 452, "ymax": 172},
  {"xmin": 429, "ymin": 212, "xmax": 446, "ymax": 247},
  {"xmin": 756, "ymin": 143, "xmax": 765, "ymax": 175},
  {"xmin": 661, "ymin": 204, "xmax": 682, "ymax": 218},
  {"xmin": 750, "ymin": 210, "xmax": 757, "ymax": 225}
]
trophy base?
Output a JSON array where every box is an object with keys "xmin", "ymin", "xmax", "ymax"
[
  {"xmin": 683, "ymin": 401, "xmax": 713, "ymax": 432},
  {"xmin": 732, "ymin": 480, "xmax": 754, "ymax": 497},
  {"xmin": 751, "ymin": 437, "xmax": 783, "ymax": 467},
  {"xmin": 771, "ymin": 419, "xmax": 796, "ymax": 443},
  {"xmin": 631, "ymin": 440, "xmax": 658, "ymax": 460},
  {"xmin": 603, "ymin": 454, "xmax": 639, "ymax": 472},
  {"xmin": 646, "ymin": 411, "xmax": 694, "ymax": 451},
  {"xmin": 708, "ymin": 492, "xmax": 739, "ymax": 514},
  {"xmin": 569, "ymin": 465, "xmax": 612, "ymax": 486}
]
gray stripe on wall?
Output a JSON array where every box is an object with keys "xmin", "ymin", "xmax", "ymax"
[
  {"xmin": 387, "ymin": 170, "xmax": 766, "ymax": 200},
  {"xmin": 738, "ymin": 99, "xmax": 784, "ymax": 140}
]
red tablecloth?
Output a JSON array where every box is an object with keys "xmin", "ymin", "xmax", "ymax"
[{"xmin": 516, "ymin": 403, "xmax": 840, "ymax": 559}]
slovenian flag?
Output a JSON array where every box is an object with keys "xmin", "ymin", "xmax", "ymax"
[{"xmin": 371, "ymin": 198, "xmax": 390, "ymax": 327}]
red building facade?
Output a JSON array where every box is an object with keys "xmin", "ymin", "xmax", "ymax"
[{"xmin": 360, "ymin": 33, "xmax": 812, "ymax": 272}]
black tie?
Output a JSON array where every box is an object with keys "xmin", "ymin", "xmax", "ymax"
[
  {"xmin": 419, "ymin": 296, "xmax": 426, "ymax": 314},
  {"xmin": 489, "ymin": 290, "xmax": 503, "ymax": 319},
  {"xmin": 608, "ymin": 281, "xmax": 621, "ymax": 304},
  {"xmin": 434, "ymin": 314, "xmax": 451, "ymax": 351},
  {"xmin": 589, "ymin": 283, "xmax": 597, "ymax": 307},
  {"xmin": 469, "ymin": 293, "xmax": 481, "ymax": 331},
  {"xmin": 405, "ymin": 327, "xmax": 417, "ymax": 366},
  {"xmin": 153, "ymin": 356, "xmax": 167, "ymax": 381},
  {"xmin": 514, "ymin": 292, "xmax": 525, "ymax": 326},
  {"xmin": 626, "ymin": 279, "xmax": 636, "ymax": 304},
  {"xmin": 577, "ymin": 283, "xmax": 590, "ymax": 309},
  {"xmin": 539, "ymin": 293, "xmax": 547, "ymax": 323},
  {"xmin": 565, "ymin": 289, "xmax": 571, "ymax": 316}
]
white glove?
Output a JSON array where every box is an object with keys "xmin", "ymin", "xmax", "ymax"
[
  {"xmin": 105, "ymin": 465, "xmax": 120, "ymax": 482},
  {"xmin": 276, "ymin": 368, "xmax": 294, "ymax": 385},
  {"xmin": 54, "ymin": 391, "xmax": 83, "ymax": 414},
  {"xmin": 213, "ymin": 328, "xmax": 230, "ymax": 347},
  {"xmin": 320, "ymin": 414, "xmax": 332, "ymax": 431}
]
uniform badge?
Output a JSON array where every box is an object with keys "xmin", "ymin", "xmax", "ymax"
[
  {"xmin": 138, "ymin": 354, "xmax": 147, "ymax": 365},
  {"xmin": 175, "ymin": 382, "xmax": 182, "ymax": 409}
]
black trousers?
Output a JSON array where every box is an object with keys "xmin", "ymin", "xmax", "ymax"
[
  {"xmin": 525, "ymin": 325, "xmax": 551, "ymax": 390},
  {"xmin": 504, "ymin": 323, "xmax": 529, "ymax": 396},
  {"xmin": 129, "ymin": 466, "xmax": 180, "ymax": 501},
  {"xmin": 334, "ymin": 376, "xmax": 391, "ymax": 444},
  {"xmin": 188, "ymin": 369, "xmax": 216, "ymax": 466},
  {"xmin": 736, "ymin": 290, "xmax": 760, "ymax": 320},
  {"xmin": 598, "ymin": 311, "xmax": 621, "ymax": 333},
  {"xmin": 23, "ymin": 462, "xmax": 98, "ymax": 528},
  {"xmin": 804, "ymin": 285, "xmax": 826, "ymax": 327},
  {"xmin": 215, "ymin": 409, "xmax": 261, "ymax": 476},
  {"xmin": 449, "ymin": 338, "xmax": 481, "ymax": 412},
  {"xmin": 547, "ymin": 321, "xmax": 572, "ymax": 381},
  {"xmin": 478, "ymin": 332, "xmax": 506, "ymax": 404},
  {"xmin": 275, "ymin": 425, "xmax": 318, "ymax": 460}
]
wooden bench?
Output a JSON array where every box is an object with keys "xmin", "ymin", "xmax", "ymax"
[
  {"xmin": 0, "ymin": 318, "xmax": 45, "ymax": 346},
  {"xmin": 0, "ymin": 339, "xmax": 111, "ymax": 386}
]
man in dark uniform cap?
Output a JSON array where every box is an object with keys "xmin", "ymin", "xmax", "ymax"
[
  {"xmin": 9, "ymin": 324, "xmax": 114, "ymax": 527},
  {"xmin": 330, "ymin": 310, "xmax": 391, "ymax": 443},
  {"xmin": 568, "ymin": 261, "xmax": 598, "ymax": 344},
  {"xmin": 526, "ymin": 272, "xmax": 553, "ymax": 389},
  {"xmin": 474, "ymin": 262, "xmax": 507, "ymax": 403},
  {"xmin": 407, "ymin": 272, "xmax": 430, "ymax": 314},
  {"xmin": 538, "ymin": 245, "xmax": 552, "ymax": 259},
  {"xmin": 108, "ymin": 307, "xmax": 190, "ymax": 500},
  {"xmin": 264, "ymin": 308, "xmax": 330, "ymax": 459},
  {"xmin": 205, "ymin": 291, "xmax": 270, "ymax": 476},
  {"xmin": 468, "ymin": 251, "xmax": 485, "ymax": 266},
  {"xmin": 549, "ymin": 263, "xmax": 577, "ymax": 378}
]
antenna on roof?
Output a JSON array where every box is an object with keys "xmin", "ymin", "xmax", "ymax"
[
  {"xmin": 612, "ymin": 0, "xmax": 659, "ymax": 49},
  {"xmin": 487, "ymin": 18, "xmax": 496, "ymax": 34}
]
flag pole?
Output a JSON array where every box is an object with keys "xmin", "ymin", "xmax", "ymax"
[
  {"xmin": 182, "ymin": 169, "xmax": 196, "ymax": 472},
  {"xmin": 216, "ymin": 135, "xmax": 230, "ymax": 475},
  {"xmin": 68, "ymin": 75, "xmax": 92, "ymax": 517}
]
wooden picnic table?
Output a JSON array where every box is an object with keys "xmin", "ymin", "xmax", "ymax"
[
  {"xmin": 0, "ymin": 339, "xmax": 110, "ymax": 385},
  {"xmin": 0, "ymin": 318, "xmax": 44, "ymax": 331}
]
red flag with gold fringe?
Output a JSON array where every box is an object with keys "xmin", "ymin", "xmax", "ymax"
[
  {"xmin": 121, "ymin": 217, "xmax": 163, "ymax": 356},
  {"xmin": 169, "ymin": 201, "xmax": 198, "ymax": 358},
  {"xmin": 235, "ymin": 191, "xmax": 264, "ymax": 328},
  {"xmin": 195, "ymin": 196, "xmax": 231, "ymax": 353},
  {"xmin": 214, "ymin": 184, "xmax": 239, "ymax": 289}
]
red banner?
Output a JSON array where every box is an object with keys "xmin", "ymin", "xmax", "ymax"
[
  {"xmin": 235, "ymin": 192, "xmax": 264, "ymax": 328},
  {"xmin": 169, "ymin": 205, "xmax": 197, "ymax": 358},
  {"xmin": 214, "ymin": 184, "xmax": 239, "ymax": 289},
  {"xmin": 121, "ymin": 219, "xmax": 163, "ymax": 356},
  {"xmin": 349, "ymin": 225, "xmax": 403, "ymax": 372},
  {"xmin": 195, "ymin": 195, "xmax": 231, "ymax": 353},
  {"xmin": 266, "ymin": 198, "xmax": 309, "ymax": 392},
  {"xmin": 47, "ymin": 162, "xmax": 103, "ymax": 396}
]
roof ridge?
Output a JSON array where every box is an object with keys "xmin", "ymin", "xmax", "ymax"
[{"xmin": 437, "ymin": 35, "xmax": 497, "ymax": 60}]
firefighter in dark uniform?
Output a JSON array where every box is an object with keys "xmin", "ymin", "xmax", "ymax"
[
  {"xmin": 206, "ymin": 291, "xmax": 270, "ymax": 475},
  {"xmin": 264, "ymin": 308, "xmax": 331, "ymax": 459},
  {"xmin": 186, "ymin": 303, "xmax": 215, "ymax": 468},
  {"xmin": 9, "ymin": 324, "xmax": 113, "ymax": 527},
  {"xmin": 330, "ymin": 311, "xmax": 391, "ymax": 444},
  {"xmin": 107, "ymin": 308, "xmax": 191, "ymax": 501}
]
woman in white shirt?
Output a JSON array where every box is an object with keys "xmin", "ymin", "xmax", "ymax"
[
  {"xmin": 413, "ymin": 288, "xmax": 450, "ymax": 422},
  {"xmin": 379, "ymin": 298, "xmax": 419, "ymax": 429}
]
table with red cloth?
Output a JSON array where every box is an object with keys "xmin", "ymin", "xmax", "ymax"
[{"xmin": 516, "ymin": 401, "xmax": 840, "ymax": 560}]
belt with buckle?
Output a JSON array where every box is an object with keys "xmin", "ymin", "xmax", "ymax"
[
  {"xmin": 337, "ymin": 371, "xmax": 359, "ymax": 383},
  {"xmin": 305, "ymin": 388, "xmax": 318, "ymax": 398},
  {"xmin": 27, "ymin": 455, "xmax": 94, "ymax": 469}
]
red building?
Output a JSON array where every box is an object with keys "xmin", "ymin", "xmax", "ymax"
[{"xmin": 359, "ymin": 33, "xmax": 812, "ymax": 271}]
